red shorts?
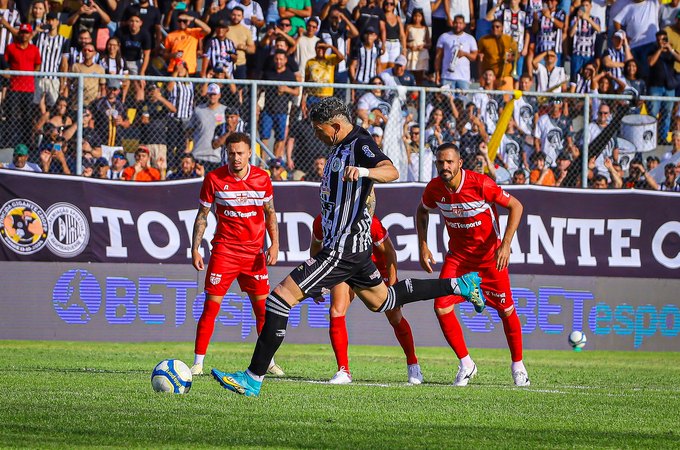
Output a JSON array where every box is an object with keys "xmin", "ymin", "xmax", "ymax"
[
  {"xmin": 204, "ymin": 251, "xmax": 270, "ymax": 297},
  {"xmin": 435, "ymin": 256, "xmax": 514, "ymax": 314}
]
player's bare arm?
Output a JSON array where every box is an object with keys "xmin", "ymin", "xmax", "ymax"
[
  {"xmin": 496, "ymin": 195, "xmax": 523, "ymax": 271},
  {"xmin": 191, "ymin": 205, "xmax": 211, "ymax": 271},
  {"xmin": 263, "ymin": 198, "xmax": 279, "ymax": 266},
  {"xmin": 343, "ymin": 160, "xmax": 399, "ymax": 182},
  {"xmin": 415, "ymin": 202, "xmax": 436, "ymax": 273}
]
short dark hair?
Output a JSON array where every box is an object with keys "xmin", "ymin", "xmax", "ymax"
[
  {"xmin": 309, "ymin": 97, "xmax": 351, "ymax": 124},
  {"xmin": 231, "ymin": 5, "xmax": 244, "ymax": 13},
  {"xmin": 593, "ymin": 174, "xmax": 608, "ymax": 184},
  {"xmin": 531, "ymin": 152, "xmax": 546, "ymax": 162},
  {"xmin": 657, "ymin": 30, "xmax": 668, "ymax": 37},
  {"xmin": 224, "ymin": 132, "xmax": 251, "ymax": 147},
  {"xmin": 273, "ymin": 49, "xmax": 288, "ymax": 57},
  {"xmin": 181, "ymin": 153, "xmax": 196, "ymax": 162},
  {"xmin": 513, "ymin": 169, "xmax": 525, "ymax": 177},
  {"xmin": 665, "ymin": 163, "xmax": 676, "ymax": 171},
  {"xmin": 435, "ymin": 143, "xmax": 460, "ymax": 155},
  {"xmin": 454, "ymin": 14, "xmax": 465, "ymax": 21}
]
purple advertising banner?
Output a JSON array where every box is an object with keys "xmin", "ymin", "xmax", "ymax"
[{"xmin": 1, "ymin": 171, "xmax": 679, "ymax": 278}]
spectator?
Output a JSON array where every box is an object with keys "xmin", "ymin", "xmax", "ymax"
[
  {"xmin": 121, "ymin": 146, "xmax": 162, "ymax": 181},
  {"xmin": 660, "ymin": 0, "xmax": 680, "ymax": 30},
  {"xmin": 532, "ymin": 50, "xmax": 567, "ymax": 92},
  {"xmin": 655, "ymin": 163, "xmax": 680, "ymax": 191},
  {"xmin": 163, "ymin": 12, "xmax": 211, "ymax": 75},
  {"xmin": 166, "ymin": 61, "xmax": 195, "ymax": 157},
  {"xmin": 186, "ymin": 82, "xmax": 227, "ymax": 172},
  {"xmin": 66, "ymin": 0, "xmax": 111, "ymax": 38},
  {"xmin": 67, "ymin": 30, "xmax": 98, "ymax": 70},
  {"xmin": 569, "ymin": 0, "xmax": 601, "ymax": 81},
  {"xmin": 213, "ymin": 106, "xmax": 246, "ymax": 164},
  {"xmin": 429, "ymin": 0, "xmax": 447, "ymax": 68},
  {"xmin": 471, "ymin": 143, "xmax": 496, "ymax": 181},
  {"xmin": 613, "ymin": 0, "xmax": 660, "ymax": 78},
  {"xmin": 369, "ymin": 125, "xmax": 383, "ymax": 148},
  {"xmin": 135, "ymin": 83, "xmax": 177, "ymax": 169},
  {"xmin": 0, "ymin": 0, "xmax": 20, "ymax": 59},
  {"xmin": 268, "ymin": 156, "xmax": 287, "ymax": 180},
  {"xmin": 278, "ymin": 0, "xmax": 311, "ymax": 36},
  {"xmin": 93, "ymin": 156, "xmax": 110, "ymax": 179},
  {"xmin": 105, "ymin": 150, "xmax": 127, "ymax": 180},
  {"xmin": 498, "ymin": 118, "xmax": 527, "ymax": 175},
  {"xmin": 38, "ymin": 125, "xmax": 73, "ymax": 174},
  {"xmin": 603, "ymin": 30, "xmax": 633, "ymax": 82},
  {"xmin": 349, "ymin": 26, "xmax": 380, "ymax": 85},
  {"xmin": 4, "ymin": 23, "xmax": 41, "ymax": 148},
  {"xmin": 513, "ymin": 74, "xmax": 538, "ymax": 158},
  {"xmin": 2, "ymin": 144, "xmax": 41, "ymax": 171},
  {"xmin": 203, "ymin": 0, "xmax": 231, "ymax": 31},
  {"xmin": 201, "ymin": 19, "xmax": 237, "ymax": 78},
  {"xmin": 623, "ymin": 160, "xmax": 656, "ymax": 189},
  {"xmin": 406, "ymin": 0, "xmax": 432, "ymax": 28},
  {"xmin": 435, "ymin": 15, "xmax": 477, "ymax": 90},
  {"xmin": 228, "ymin": 0, "xmax": 265, "ymax": 41},
  {"xmin": 533, "ymin": 99, "xmax": 573, "ymax": 167},
  {"xmin": 570, "ymin": 61, "xmax": 596, "ymax": 94},
  {"xmin": 405, "ymin": 8, "xmax": 430, "ymax": 84},
  {"xmin": 487, "ymin": 0, "xmax": 530, "ymax": 77},
  {"xmin": 303, "ymin": 41, "xmax": 343, "ymax": 112},
  {"xmin": 662, "ymin": 130, "xmax": 680, "ymax": 163},
  {"xmin": 304, "ymin": 153, "xmax": 326, "ymax": 181},
  {"xmin": 647, "ymin": 155, "xmax": 661, "ymax": 171},
  {"xmin": 262, "ymin": 32, "xmax": 299, "ymax": 75},
  {"xmin": 115, "ymin": 11, "xmax": 152, "ymax": 101},
  {"xmin": 458, "ymin": 103, "xmax": 489, "ymax": 169},
  {"xmin": 511, "ymin": 169, "xmax": 527, "ymax": 184},
  {"xmin": 379, "ymin": 54, "xmax": 415, "ymax": 87},
  {"xmin": 586, "ymin": 103, "xmax": 619, "ymax": 181},
  {"xmin": 81, "ymin": 158, "xmax": 94, "ymax": 177},
  {"xmin": 261, "ymin": 50, "xmax": 299, "ymax": 159},
  {"xmin": 531, "ymin": 0, "xmax": 566, "ymax": 64},
  {"xmin": 591, "ymin": 173, "xmax": 610, "ymax": 189},
  {"xmin": 623, "ymin": 59, "xmax": 646, "ymax": 114},
  {"xmin": 294, "ymin": 16, "xmax": 319, "ymax": 73},
  {"xmin": 99, "ymin": 36, "xmax": 126, "ymax": 75},
  {"xmin": 35, "ymin": 96, "xmax": 72, "ymax": 136},
  {"xmin": 356, "ymin": 76, "xmax": 390, "ymax": 127},
  {"xmin": 226, "ymin": 6, "xmax": 255, "ymax": 78},
  {"xmin": 529, "ymin": 151, "xmax": 556, "ymax": 186},
  {"xmin": 666, "ymin": 13, "xmax": 680, "ymax": 87},
  {"xmin": 352, "ymin": 0, "xmax": 385, "ymax": 37},
  {"xmin": 424, "ymin": 107, "xmax": 447, "ymax": 149},
  {"xmin": 319, "ymin": 7, "xmax": 357, "ymax": 86},
  {"xmin": 166, "ymin": 153, "xmax": 204, "ymax": 179},
  {"xmin": 647, "ymin": 30, "xmax": 680, "ymax": 144},
  {"xmin": 477, "ymin": 18, "xmax": 516, "ymax": 90},
  {"xmin": 33, "ymin": 12, "xmax": 68, "ymax": 114},
  {"xmin": 125, "ymin": 0, "xmax": 163, "ymax": 48},
  {"xmin": 381, "ymin": 0, "xmax": 405, "ymax": 68},
  {"xmin": 472, "ymin": 69, "xmax": 502, "ymax": 135},
  {"xmin": 90, "ymin": 78, "xmax": 130, "ymax": 147},
  {"xmin": 71, "ymin": 42, "xmax": 105, "ymax": 108}
]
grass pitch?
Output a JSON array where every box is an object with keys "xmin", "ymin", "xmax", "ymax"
[{"xmin": 2, "ymin": 341, "xmax": 679, "ymax": 449}]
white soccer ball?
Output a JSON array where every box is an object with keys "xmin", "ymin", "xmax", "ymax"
[
  {"xmin": 568, "ymin": 330, "xmax": 587, "ymax": 349},
  {"xmin": 151, "ymin": 359, "xmax": 193, "ymax": 394}
]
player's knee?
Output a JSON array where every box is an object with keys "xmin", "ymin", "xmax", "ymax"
[
  {"xmin": 434, "ymin": 305, "xmax": 454, "ymax": 316},
  {"xmin": 497, "ymin": 304, "xmax": 515, "ymax": 318}
]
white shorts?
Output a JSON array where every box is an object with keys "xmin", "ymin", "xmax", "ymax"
[
  {"xmin": 380, "ymin": 40, "xmax": 402, "ymax": 64},
  {"xmin": 33, "ymin": 78, "xmax": 60, "ymax": 106}
]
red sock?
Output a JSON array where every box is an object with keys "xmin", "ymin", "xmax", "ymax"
[
  {"xmin": 437, "ymin": 310, "xmax": 469, "ymax": 359},
  {"xmin": 329, "ymin": 316, "xmax": 349, "ymax": 372},
  {"xmin": 391, "ymin": 317, "xmax": 418, "ymax": 365},
  {"xmin": 251, "ymin": 298, "xmax": 266, "ymax": 335},
  {"xmin": 502, "ymin": 310, "xmax": 523, "ymax": 362},
  {"xmin": 194, "ymin": 299, "xmax": 221, "ymax": 355}
]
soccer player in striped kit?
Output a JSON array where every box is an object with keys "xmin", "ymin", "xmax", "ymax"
[
  {"xmin": 211, "ymin": 97, "xmax": 484, "ymax": 397},
  {"xmin": 416, "ymin": 143, "xmax": 530, "ymax": 387},
  {"xmin": 190, "ymin": 132, "xmax": 282, "ymax": 377}
]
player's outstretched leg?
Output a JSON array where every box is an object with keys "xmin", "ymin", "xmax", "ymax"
[
  {"xmin": 212, "ymin": 291, "xmax": 292, "ymax": 397},
  {"xmin": 250, "ymin": 297, "xmax": 285, "ymax": 377},
  {"xmin": 376, "ymin": 272, "xmax": 485, "ymax": 313}
]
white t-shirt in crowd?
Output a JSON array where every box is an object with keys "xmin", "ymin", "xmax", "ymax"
[
  {"xmin": 534, "ymin": 114, "xmax": 566, "ymax": 166},
  {"xmin": 449, "ymin": 0, "xmax": 471, "ymax": 22},
  {"xmin": 357, "ymin": 92, "xmax": 384, "ymax": 113},
  {"xmin": 613, "ymin": 0, "xmax": 660, "ymax": 48},
  {"xmin": 407, "ymin": 0, "xmax": 432, "ymax": 26},
  {"xmin": 590, "ymin": 0, "xmax": 607, "ymax": 32},
  {"xmin": 437, "ymin": 31, "xmax": 478, "ymax": 82},
  {"xmin": 295, "ymin": 35, "xmax": 319, "ymax": 73},
  {"xmin": 3, "ymin": 161, "xmax": 41, "ymax": 172},
  {"xmin": 471, "ymin": 91, "xmax": 500, "ymax": 135},
  {"xmin": 534, "ymin": 63, "xmax": 568, "ymax": 92}
]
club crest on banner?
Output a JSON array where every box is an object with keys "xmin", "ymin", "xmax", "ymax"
[{"xmin": 0, "ymin": 199, "xmax": 49, "ymax": 255}]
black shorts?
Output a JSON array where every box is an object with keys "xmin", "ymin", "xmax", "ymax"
[{"xmin": 290, "ymin": 248, "xmax": 384, "ymax": 299}]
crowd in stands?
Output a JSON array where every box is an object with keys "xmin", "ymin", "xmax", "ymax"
[{"xmin": 0, "ymin": 0, "xmax": 679, "ymax": 190}]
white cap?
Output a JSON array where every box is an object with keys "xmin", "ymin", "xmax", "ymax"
[
  {"xmin": 395, "ymin": 54, "xmax": 407, "ymax": 66},
  {"xmin": 369, "ymin": 126, "xmax": 383, "ymax": 137},
  {"xmin": 207, "ymin": 83, "xmax": 221, "ymax": 95},
  {"xmin": 614, "ymin": 30, "xmax": 626, "ymax": 40}
]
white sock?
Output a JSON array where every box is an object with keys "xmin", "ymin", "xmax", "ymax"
[
  {"xmin": 451, "ymin": 280, "xmax": 461, "ymax": 295},
  {"xmin": 194, "ymin": 354, "xmax": 205, "ymax": 366},
  {"xmin": 269, "ymin": 357, "xmax": 276, "ymax": 368},
  {"xmin": 511, "ymin": 360, "xmax": 526, "ymax": 372},
  {"xmin": 246, "ymin": 369, "xmax": 265, "ymax": 382},
  {"xmin": 460, "ymin": 355, "xmax": 474, "ymax": 368}
]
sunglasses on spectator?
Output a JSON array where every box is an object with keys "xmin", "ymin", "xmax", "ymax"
[
  {"xmin": 280, "ymin": 22, "xmax": 291, "ymax": 27},
  {"xmin": 493, "ymin": 24, "xmax": 502, "ymax": 28},
  {"xmin": 178, "ymin": 19, "xmax": 190, "ymax": 23},
  {"xmin": 384, "ymin": 2, "xmax": 395, "ymax": 5}
]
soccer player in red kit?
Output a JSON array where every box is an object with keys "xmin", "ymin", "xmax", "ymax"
[
  {"xmin": 190, "ymin": 133, "xmax": 281, "ymax": 376},
  {"xmin": 416, "ymin": 143, "xmax": 530, "ymax": 387},
  {"xmin": 311, "ymin": 211, "xmax": 423, "ymax": 385}
]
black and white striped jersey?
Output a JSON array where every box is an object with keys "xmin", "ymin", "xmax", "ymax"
[
  {"xmin": 319, "ymin": 126, "xmax": 391, "ymax": 254},
  {"xmin": 605, "ymin": 47, "xmax": 625, "ymax": 80},
  {"xmin": 168, "ymin": 81, "xmax": 195, "ymax": 120},
  {"xmin": 0, "ymin": 8, "xmax": 19, "ymax": 55},
  {"xmin": 204, "ymin": 36, "xmax": 237, "ymax": 77},
  {"xmin": 34, "ymin": 33, "xmax": 69, "ymax": 78},
  {"xmin": 351, "ymin": 44, "xmax": 379, "ymax": 84}
]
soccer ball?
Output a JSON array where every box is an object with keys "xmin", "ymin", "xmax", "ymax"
[
  {"xmin": 151, "ymin": 359, "xmax": 192, "ymax": 394},
  {"xmin": 568, "ymin": 330, "xmax": 587, "ymax": 350}
]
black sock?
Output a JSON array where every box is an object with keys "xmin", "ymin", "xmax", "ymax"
[
  {"xmin": 248, "ymin": 293, "xmax": 291, "ymax": 376},
  {"xmin": 377, "ymin": 278, "xmax": 456, "ymax": 312}
]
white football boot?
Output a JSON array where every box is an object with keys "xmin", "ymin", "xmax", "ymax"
[
  {"xmin": 407, "ymin": 363, "xmax": 423, "ymax": 385},
  {"xmin": 454, "ymin": 364, "xmax": 477, "ymax": 386},
  {"xmin": 329, "ymin": 368, "xmax": 352, "ymax": 384},
  {"xmin": 190, "ymin": 363, "xmax": 204, "ymax": 376},
  {"xmin": 266, "ymin": 361, "xmax": 285, "ymax": 377},
  {"xmin": 512, "ymin": 369, "xmax": 531, "ymax": 387}
]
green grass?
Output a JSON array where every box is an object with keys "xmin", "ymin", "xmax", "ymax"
[{"xmin": 2, "ymin": 341, "xmax": 680, "ymax": 449}]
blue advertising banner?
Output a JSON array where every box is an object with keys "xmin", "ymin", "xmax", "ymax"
[{"xmin": 1, "ymin": 171, "xmax": 679, "ymax": 278}]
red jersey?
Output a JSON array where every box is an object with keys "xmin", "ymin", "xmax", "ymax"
[
  {"xmin": 199, "ymin": 164, "xmax": 273, "ymax": 256},
  {"xmin": 313, "ymin": 214, "xmax": 390, "ymax": 273},
  {"xmin": 421, "ymin": 169, "xmax": 511, "ymax": 266},
  {"xmin": 5, "ymin": 43, "xmax": 41, "ymax": 92}
]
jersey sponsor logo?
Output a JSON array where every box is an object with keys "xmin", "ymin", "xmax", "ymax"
[
  {"xmin": 0, "ymin": 199, "xmax": 49, "ymax": 255},
  {"xmin": 253, "ymin": 273, "xmax": 269, "ymax": 281},
  {"xmin": 369, "ymin": 269, "xmax": 382, "ymax": 280},
  {"xmin": 362, "ymin": 145, "xmax": 375, "ymax": 158},
  {"xmin": 209, "ymin": 273, "xmax": 222, "ymax": 285},
  {"xmin": 305, "ymin": 257, "xmax": 316, "ymax": 266},
  {"xmin": 223, "ymin": 184, "xmax": 229, "ymax": 190},
  {"xmin": 275, "ymin": 329, "xmax": 286, "ymax": 337},
  {"xmin": 222, "ymin": 210, "xmax": 258, "ymax": 218},
  {"xmin": 502, "ymin": 191, "xmax": 510, "ymax": 198},
  {"xmin": 45, "ymin": 203, "xmax": 90, "ymax": 258},
  {"xmin": 446, "ymin": 220, "xmax": 482, "ymax": 229}
]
